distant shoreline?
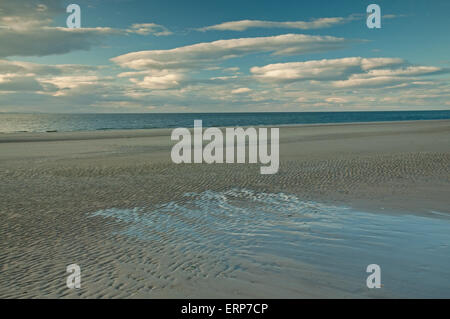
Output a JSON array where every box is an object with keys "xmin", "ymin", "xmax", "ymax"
[
  {"xmin": 0, "ymin": 110, "xmax": 449, "ymax": 134},
  {"xmin": 1, "ymin": 109, "xmax": 450, "ymax": 114},
  {"xmin": 1, "ymin": 118, "xmax": 449, "ymax": 142}
]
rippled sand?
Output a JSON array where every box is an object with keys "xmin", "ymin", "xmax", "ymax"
[{"xmin": 0, "ymin": 120, "xmax": 449, "ymax": 298}]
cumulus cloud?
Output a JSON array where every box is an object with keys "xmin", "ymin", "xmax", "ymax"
[
  {"xmin": 197, "ymin": 16, "xmax": 359, "ymax": 32},
  {"xmin": 332, "ymin": 66, "xmax": 446, "ymax": 88},
  {"xmin": 0, "ymin": 59, "xmax": 102, "ymax": 94},
  {"xmin": 251, "ymin": 57, "xmax": 447, "ymax": 88},
  {"xmin": 129, "ymin": 71, "xmax": 185, "ymax": 90},
  {"xmin": 111, "ymin": 34, "xmax": 355, "ymax": 71},
  {"xmin": 251, "ymin": 57, "xmax": 404, "ymax": 82},
  {"xmin": 111, "ymin": 34, "xmax": 357, "ymax": 91}
]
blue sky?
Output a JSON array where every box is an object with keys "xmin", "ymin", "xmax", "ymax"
[{"xmin": 1, "ymin": 0, "xmax": 449, "ymax": 112}]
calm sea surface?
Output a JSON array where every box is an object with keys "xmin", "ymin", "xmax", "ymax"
[{"xmin": 0, "ymin": 111, "xmax": 449, "ymax": 133}]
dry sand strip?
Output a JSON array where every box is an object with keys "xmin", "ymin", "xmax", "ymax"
[{"xmin": 0, "ymin": 120, "xmax": 449, "ymax": 298}]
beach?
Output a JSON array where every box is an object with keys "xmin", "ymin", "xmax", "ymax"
[{"xmin": 1, "ymin": 120, "xmax": 449, "ymax": 298}]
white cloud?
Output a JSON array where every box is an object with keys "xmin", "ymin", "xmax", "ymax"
[
  {"xmin": 231, "ymin": 87, "xmax": 251, "ymax": 94},
  {"xmin": 111, "ymin": 34, "xmax": 355, "ymax": 71},
  {"xmin": 0, "ymin": 59, "xmax": 102, "ymax": 93},
  {"xmin": 126, "ymin": 23, "xmax": 172, "ymax": 36},
  {"xmin": 251, "ymin": 57, "xmax": 447, "ymax": 89},
  {"xmin": 364, "ymin": 66, "xmax": 442, "ymax": 77},
  {"xmin": 325, "ymin": 97, "xmax": 348, "ymax": 104},
  {"xmin": 130, "ymin": 72, "xmax": 185, "ymax": 90},
  {"xmin": 0, "ymin": 59, "xmax": 100, "ymax": 75},
  {"xmin": 197, "ymin": 16, "xmax": 358, "ymax": 32},
  {"xmin": 332, "ymin": 66, "xmax": 445, "ymax": 88},
  {"xmin": 42, "ymin": 75, "xmax": 100, "ymax": 92},
  {"xmin": 251, "ymin": 57, "xmax": 405, "ymax": 82},
  {"xmin": 111, "ymin": 34, "xmax": 357, "ymax": 92}
]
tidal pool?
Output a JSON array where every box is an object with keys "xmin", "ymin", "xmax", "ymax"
[{"xmin": 90, "ymin": 188, "xmax": 450, "ymax": 298}]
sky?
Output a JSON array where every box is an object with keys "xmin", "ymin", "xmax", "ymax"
[{"xmin": 0, "ymin": 0, "xmax": 449, "ymax": 113}]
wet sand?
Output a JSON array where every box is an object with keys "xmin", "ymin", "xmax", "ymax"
[{"xmin": 0, "ymin": 120, "xmax": 449, "ymax": 298}]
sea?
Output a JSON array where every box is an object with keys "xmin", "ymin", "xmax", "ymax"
[{"xmin": 0, "ymin": 110, "xmax": 449, "ymax": 133}]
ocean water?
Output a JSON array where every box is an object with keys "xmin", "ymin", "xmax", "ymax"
[
  {"xmin": 90, "ymin": 188, "xmax": 450, "ymax": 298},
  {"xmin": 0, "ymin": 110, "xmax": 449, "ymax": 133}
]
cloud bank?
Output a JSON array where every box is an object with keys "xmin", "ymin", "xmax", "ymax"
[{"xmin": 250, "ymin": 57, "xmax": 447, "ymax": 88}]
